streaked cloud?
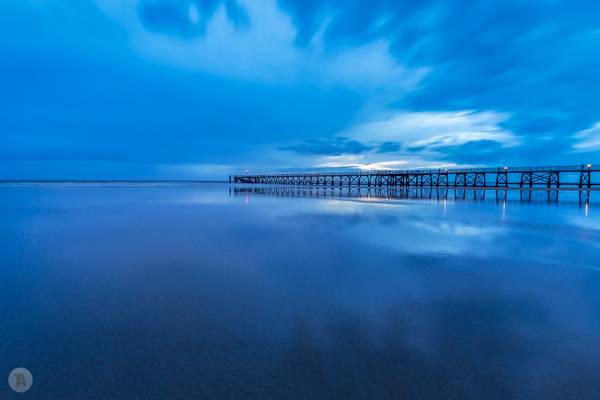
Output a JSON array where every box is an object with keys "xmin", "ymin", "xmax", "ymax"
[
  {"xmin": 1, "ymin": 0, "xmax": 599, "ymax": 179},
  {"xmin": 278, "ymin": 137, "xmax": 372, "ymax": 156},
  {"xmin": 96, "ymin": 0, "xmax": 429, "ymax": 91},
  {"xmin": 139, "ymin": 0, "xmax": 250, "ymax": 38},
  {"xmin": 345, "ymin": 110, "xmax": 518, "ymax": 151},
  {"xmin": 573, "ymin": 122, "xmax": 600, "ymax": 152},
  {"xmin": 270, "ymin": 110, "xmax": 517, "ymax": 172}
]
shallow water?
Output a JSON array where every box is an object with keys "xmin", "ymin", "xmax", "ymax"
[{"xmin": 1, "ymin": 184, "xmax": 599, "ymax": 399}]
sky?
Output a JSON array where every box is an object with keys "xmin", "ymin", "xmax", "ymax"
[{"xmin": 1, "ymin": 0, "xmax": 600, "ymax": 180}]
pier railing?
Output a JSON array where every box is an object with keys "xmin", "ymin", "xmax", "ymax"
[{"xmin": 231, "ymin": 164, "xmax": 598, "ymax": 189}]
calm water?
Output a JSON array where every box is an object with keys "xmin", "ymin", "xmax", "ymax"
[{"xmin": 1, "ymin": 184, "xmax": 599, "ymax": 399}]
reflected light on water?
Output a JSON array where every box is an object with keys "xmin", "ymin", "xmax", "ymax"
[
  {"xmin": 585, "ymin": 201, "xmax": 589, "ymax": 217},
  {"xmin": 1, "ymin": 184, "xmax": 599, "ymax": 399}
]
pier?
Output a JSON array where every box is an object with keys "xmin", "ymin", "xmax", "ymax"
[{"xmin": 232, "ymin": 165, "xmax": 598, "ymax": 189}]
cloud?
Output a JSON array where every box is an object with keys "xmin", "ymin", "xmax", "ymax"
[
  {"xmin": 260, "ymin": 143, "xmax": 461, "ymax": 172},
  {"xmin": 278, "ymin": 136, "xmax": 402, "ymax": 156},
  {"xmin": 376, "ymin": 142, "xmax": 402, "ymax": 153},
  {"xmin": 138, "ymin": 0, "xmax": 250, "ymax": 38},
  {"xmin": 96, "ymin": 0, "xmax": 430, "ymax": 91},
  {"xmin": 278, "ymin": 137, "xmax": 372, "ymax": 156},
  {"xmin": 260, "ymin": 109, "xmax": 518, "ymax": 172},
  {"xmin": 432, "ymin": 140, "xmax": 505, "ymax": 164},
  {"xmin": 277, "ymin": 0, "xmax": 600, "ymax": 160},
  {"xmin": 4, "ymin": 0, "xmax": 600, "ymax": 179},
  {"xmin": 266, "ymin": 109, "xmax": 520, "ymax": 172},
  {"xmin": 344, "ymin": 110, "xmax": 519, "ymax": 151},
  {"xmin": 573, "ymin": 122, "xmax": 600, "ymax": 152}
]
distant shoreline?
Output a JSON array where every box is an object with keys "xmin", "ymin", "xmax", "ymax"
[{"xmin": 1, "ymin": 181, "xmax": 598, "ymax": 192}]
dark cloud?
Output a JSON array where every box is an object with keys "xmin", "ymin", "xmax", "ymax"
[
  {"xmin": 136, "ymin": 0, "xmax": 600, "ymax": 164},
  {"xmin": 138, "ymin": 0, "xmax": 249, "ymax": 38},
  {"xmin": 432, "ymin": 140, "xmax": 506, "ymax": 165},
  {"xmin": 279, "ymin": 137, "xmax": 372, "ymax": 156},
  {"xmin": 2, "ymin": 0, "xmax": 599, "ymax": 179},
  {"xmin": 433, "ymin": 139, "xmax": 576, "ymax": 166},
  {"xmin": 377, "ymin": 141, "xmax": 402, "ymax": 153},
  {"xmin": 278, "ymin": 0, "xmax": 600, "ymax": 162}
]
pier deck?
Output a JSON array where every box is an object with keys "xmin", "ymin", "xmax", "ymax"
[{"xmin": 232, "ymin": 165, "xmax": 598, "ymax": 189}]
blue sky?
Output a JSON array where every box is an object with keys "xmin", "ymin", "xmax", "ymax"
[{"xmin": 1, "ymin": 0, "xmax": 600, "ymax": 179}]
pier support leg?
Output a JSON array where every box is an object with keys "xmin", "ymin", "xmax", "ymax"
[
  {"xmin": 548, "ymin": 172, "xmax": 560, "ymax": 188},
  {"xmin": 496, "ymin": 170, "xmax": 508, "ymax": 188},
  {"xmin": 580, "ymin": 167, "xmax": 591, "ymax": 189}
]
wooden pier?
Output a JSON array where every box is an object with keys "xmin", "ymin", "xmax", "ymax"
[{"xmin": 232, "ymin": 165, "xmax": 598, "ymax": 189}]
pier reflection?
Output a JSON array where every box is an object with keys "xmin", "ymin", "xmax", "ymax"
[{"xmin": 232, "ymin": 186, "xmax": 595, "ymax": 208}]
